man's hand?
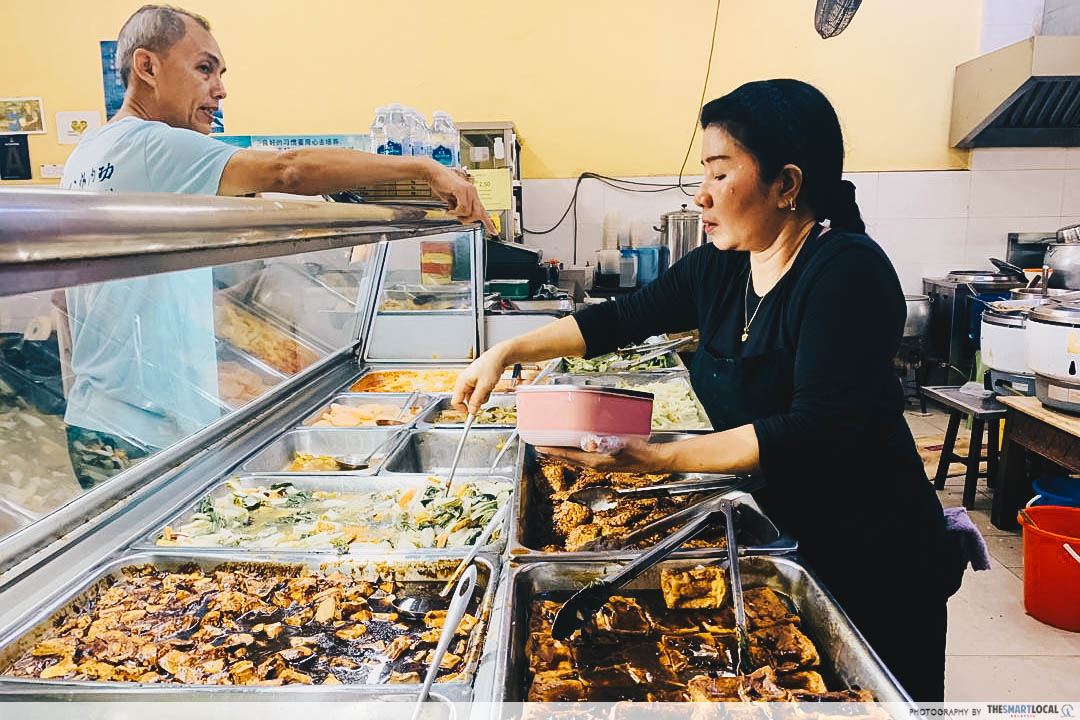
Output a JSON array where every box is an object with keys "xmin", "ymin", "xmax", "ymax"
[
  {"xmin": 536, "ymin": 437, "xmax": 674, "ymax": 474},
  {"xmin": 426, "ymin": 163, "xmax": 497, "ymax": 236}
]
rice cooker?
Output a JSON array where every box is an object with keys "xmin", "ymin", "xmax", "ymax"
[
  {"xmin": 1027, "ymin": 301, "xmax": 1080, "ymax": 413},
  {"xmin": 981, "ymin": 302, "xmax": 1034, "ymax": 375}
]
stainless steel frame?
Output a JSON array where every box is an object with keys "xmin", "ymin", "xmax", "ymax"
[
  {"xmin": 381, "ymin": 428, "xmax": 521, "ymax": 478},
  {"xmin": 362, "ymin": 229, "xmax": 486, "ymax": 363},
  {"xmin": 0, "ymin": 190, "xmax": 471, "ymax": 297},
  {"xmin": 0, "ymin": 550, "xmax": 498, "ymax": 701},
  {"xmin": 498, "ymin": 556, "xmax": 912, "ymax": 703}
]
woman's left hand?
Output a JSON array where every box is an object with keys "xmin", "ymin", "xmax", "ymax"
[{"xmin": 535, "ymin": 437, "xmax": 672, "ymax": 474}]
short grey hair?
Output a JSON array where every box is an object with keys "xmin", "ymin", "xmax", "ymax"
[{"xmin": 116, "ymin": 5, "xmax": 211, "ymax": 87}]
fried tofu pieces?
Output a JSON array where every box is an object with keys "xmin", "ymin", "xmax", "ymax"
[{"xmin": 660, "ymin": 565, "xmax": 727, "ymax": 609}]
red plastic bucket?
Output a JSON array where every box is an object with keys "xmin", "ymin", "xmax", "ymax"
[{"xmin": 1018, "ymin": 506, "xmax": 1080, "ymax": 631}]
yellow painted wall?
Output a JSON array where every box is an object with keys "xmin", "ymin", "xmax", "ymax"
[{"xmin": 2, "ymin": 0, "xmax": 981, "ymax": 183}]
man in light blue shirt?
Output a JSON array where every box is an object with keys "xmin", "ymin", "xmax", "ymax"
[{"xmin": 63, "ymin": 5, "xmax": 492, "ymax": 486}]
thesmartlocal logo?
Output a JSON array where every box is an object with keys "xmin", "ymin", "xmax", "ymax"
[{"xmin": 985, "ymin": 704, "xmax": 1075, "ymax": 719}]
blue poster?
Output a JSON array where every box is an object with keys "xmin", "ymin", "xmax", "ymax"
[{"xmin": 100, "ymin": 41, "xmax": 124, "ymax": 120}]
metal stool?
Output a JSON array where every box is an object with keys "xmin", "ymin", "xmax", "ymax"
[{"xmin": 920, "ymin": 386, "xmax": 1007, "ymax": 510}]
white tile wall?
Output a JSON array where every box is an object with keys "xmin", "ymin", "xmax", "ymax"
[{"xmin": 521, "ymin": 146, "xmax": 1077, "ymax": 293}]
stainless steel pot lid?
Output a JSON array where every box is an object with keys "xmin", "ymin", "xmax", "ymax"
[
  {"xmin": 947, "ymin": 270, "xmax": 1016, "ymax": 283},
  {"xmin": 1011, "ymin": 287, "xmax": 1071, "ymax": 300},
  {"xmin": 1031, "ymin": 301, "xmax": 1080, "ymax": 326},
  {"xmin": 659, "ymin": 204, "xmax": 701, "ymax": 221},
  {"xmin": 982, "ymin": 308, "xmax": 1027, "ymax": 328}
]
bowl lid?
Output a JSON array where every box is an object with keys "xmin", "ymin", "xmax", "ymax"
[
  {"xmin": 982, "ymin": 308, "xmax": 1028, "ymax": 327},
  {"xmin": 1031, "ymin": 301, "xmax": 1080, "ymax": 325},
  {"xmin": 515, "ymin": 384, "xmax": 654, "ymax": 400}
]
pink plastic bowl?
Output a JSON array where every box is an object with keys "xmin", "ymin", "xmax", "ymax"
[{"xmin": 514, "ymin": 384, "xmax": 654, "ymax": 447}]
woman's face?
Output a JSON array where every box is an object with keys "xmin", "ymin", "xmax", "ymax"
[{"xmin": 693, "ymin": 125, "xmax": 786, "ymax": 252}]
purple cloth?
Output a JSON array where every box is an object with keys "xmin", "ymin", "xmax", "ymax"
[{"xmin": 944, "ymin": 507, "xmax": 992, "ymax": 571}]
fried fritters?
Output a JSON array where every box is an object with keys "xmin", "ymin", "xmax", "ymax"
[{"xmin": 660, "ymin": 565, "xmax": 727, "ymax": 609}]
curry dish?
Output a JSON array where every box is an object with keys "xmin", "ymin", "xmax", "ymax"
[
  {"xmin": 524, "ymin": 570, "xmax": 872, "ymax": 702},
  {"xmin": 530, "ymin": 458, "xmax": 728, "ymax": 552},
  {"xmin": 5, "ymin": 563, "xmax": 480, "ymax": 686}
]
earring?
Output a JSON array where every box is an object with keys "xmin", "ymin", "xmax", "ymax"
[{"xmin": 788, "ymin": 199, "xmax": 797, "ymax": 212}]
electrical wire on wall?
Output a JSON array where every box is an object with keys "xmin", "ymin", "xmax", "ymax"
[{"xmin": 521, "ymin": 0, "xmax": 722, "ymax": 265}]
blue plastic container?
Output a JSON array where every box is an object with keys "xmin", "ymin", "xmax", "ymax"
[{"xmin": 1030, "ymin": 476, "xmax": 1080, "ymax": 508}]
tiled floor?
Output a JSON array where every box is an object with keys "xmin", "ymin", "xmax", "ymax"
[{"xmin": 903, "ymin": 404, "xmax": 1080, "ymax": 701}]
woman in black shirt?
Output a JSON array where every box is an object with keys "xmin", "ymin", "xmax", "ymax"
[{"xmin": 454, "ymin": 79, "xmax": 952, "ymax": 701}]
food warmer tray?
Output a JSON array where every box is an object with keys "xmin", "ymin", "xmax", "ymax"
[
  {"xmin": 215, "ymin": 339, "xmax": 288, "ymax": 410},
  {"xmin": 546, "ymin": 349, "xmax": 687, "ymax": 376},
  {"xmin": 215, "ymin": 293, "xmax": 334, "ymax": 363},
  {"xmin": 380, "ymin": 428, "xmax": 522, "ymax": 481},
  {"xmin": 239, "ymin": 426, "xmax": 413, "ymax": 475},
  {"xmin": 509, "ymin": 441, "xmax": 795, "ymax": 562},
  {"xmin": 547, "ymin": 370, "xmax": 712, "ymax": 432},
  {"xmin": 347, "ymin": 363, "xmax": 470, "ymax": 391},
  {"xmin": 134, "ymin": 472, "xmax": 517, "ymax": 557},
  {"xmin": 0, "ymin": 550, "xmax": 499, "ymax": 702},
  {"xmin": 416, "ymin": 394, "xmax": 517, "ymax": 429},
  {"xmin": 497, "ymin": 556, "xmax": 912, "ymax": 703},
  {"xmin": 300, "ymin": 391, "xmax": 439, "ymax": 428}
]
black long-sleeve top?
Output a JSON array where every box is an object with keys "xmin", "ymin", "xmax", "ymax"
[{"xmin": 574, "ymin": 228, "xmax": 947, "ymax": 588}]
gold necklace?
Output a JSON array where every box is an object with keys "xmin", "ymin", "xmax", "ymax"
[
  {"xmin": 742, "ymin": 221, "xmax": 819, "ymax": 342},
  {"xmin": 742, "ymin": 269, "xmax": 764, "ymax": 343}
]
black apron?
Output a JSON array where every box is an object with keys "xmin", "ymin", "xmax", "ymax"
[{"xmin": 686, "ymin": 243, "xmax": 950, "ymax": 702}]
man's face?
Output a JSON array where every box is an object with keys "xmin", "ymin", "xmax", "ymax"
[{"xmin": 152, "ymin": 17, "xmax": 227, "ymax": 134}]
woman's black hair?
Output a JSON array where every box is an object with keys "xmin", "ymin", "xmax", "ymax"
[{"xmin": 699, "ymin": 79, "xmax": 865, "ymax": 234}]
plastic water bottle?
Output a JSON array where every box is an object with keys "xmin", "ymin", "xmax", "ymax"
[
  {"xmin": 407, "ymin": 109, "xmax": 431, "ymax": 157},
  {"xmin": 429, "ymin": 111, "xmax": 460, "ymax": 167},
  {"xmin": 384, "ymin": 104, "xmax": 407, "ymax": 156},
  {"xmin": 369, "ymin": 106, "xmax": 388, "ymax": 154}
]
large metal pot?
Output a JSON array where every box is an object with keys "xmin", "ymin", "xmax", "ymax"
[
  {"xmin": 654, "ymin": 204, "xmax": 703, "ymax": 265},
  {"xmin": 903, "ymin": 294, "xmax": 931, "ymax": 337},
  {"xmin": 1045, "ymin": 224, "xmax": 1080, "ymax": 289}
]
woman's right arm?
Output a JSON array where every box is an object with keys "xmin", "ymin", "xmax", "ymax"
[{"xmin": 453, "ymin": 315, "xmax": 586, "ymax": 413}]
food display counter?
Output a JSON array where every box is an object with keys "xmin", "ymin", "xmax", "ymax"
[{"xmin": 0, "ymin": 190, "xmax": 910, "ymax": 706}]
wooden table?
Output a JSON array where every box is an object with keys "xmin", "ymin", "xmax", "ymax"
[{"xmin": 991, "ymin": 395, "xmax": 1080, "ymax": 529}]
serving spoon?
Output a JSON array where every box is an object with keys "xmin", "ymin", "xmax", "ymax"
[{"xmin": 409, "ymin": 565, "xmax": 477, "ymax": 720}]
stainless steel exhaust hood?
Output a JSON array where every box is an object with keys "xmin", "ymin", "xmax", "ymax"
[{"xmin": 951, "ymin": 35, "xmax": 1080, "ymax": 148}]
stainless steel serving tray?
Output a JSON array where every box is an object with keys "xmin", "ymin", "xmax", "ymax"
[
  {"xmin": 345, "ymin": 363, "xmax": 469, "ymax": 394},
  {"xmin": 547, "ymin": 350, "xmax": 686, "ymax": 375},
  {"xmin": 215, "ymin": 339, "xmax": 288, "ymax": 410},
  {"xmin": 416, "ymin": 394, "xmax": 517, "ymax": 429},
  {"xmin": 498, "ymin": 555, "xmax": 912, "ymax": 703},
  {"xmin": 215, "ymin": 293, "xmax": 334, "ymax": 365},
  {"xmin": 381, "ymin": 428, "xmax": 522, "ymax": 480},
  {"xmin": 300, "ymin": 391, "xmax": 439, "ymax": 428},
  {"xmin": 239, "ymin": 426, "xmax": 411, "ymax": 475},
  {"xmin": 0, "ymin": 550, "xmax": 499, "ymax": 701},
  {"xmin": 509, "ymin": 438, "xmax": 795, "ymax": 562},
  {"xmin": 548, "ymin": 370, "xmax": 712, "ymax": 432},
  {"xmin": 136, "ymin": 472, "xmax": 515, "ymax": 556}
]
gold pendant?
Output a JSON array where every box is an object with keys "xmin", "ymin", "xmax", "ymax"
[{"xmin": 741, "ymin": 331, "xmax": 749, "ymax": 342}]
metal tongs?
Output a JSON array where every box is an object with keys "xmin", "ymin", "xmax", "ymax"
[
  {"xmin": 573, "ymin": 481, "xmax": 763, "ymax": 552},
  {"xmin": 721, "ymin": 497, "xmax": 750, "ymax": 675},
  {"xmin": 605, "ymin": 336, "xmax": 693, "ymax": 372},
  {"xmin": 567, "ymin": 475, "xmax": 744, "ymax": 512},
  {"xmin": 551, "ymin": 500, "xmax": 723, "ymax": 640}
]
